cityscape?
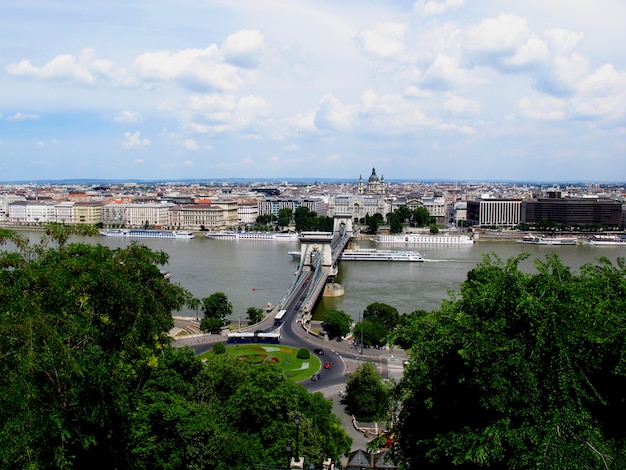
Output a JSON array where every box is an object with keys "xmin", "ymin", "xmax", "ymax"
[{"xmin": 1, "ymin": 168, "xmax": 625, "ymax": 231}]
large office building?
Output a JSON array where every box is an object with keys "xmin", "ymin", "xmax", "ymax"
[
  {"xmin": 522, "ymin": 197, "xmax": 622, "ymax": 227},
  {"xmin": 467, "ymin": 199, "xmax": 523, "ymax": 227}
]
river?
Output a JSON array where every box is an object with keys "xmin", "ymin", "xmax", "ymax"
[{"xmin": 5, "ymin": 230, "xmax": 626, "ymax": 320}]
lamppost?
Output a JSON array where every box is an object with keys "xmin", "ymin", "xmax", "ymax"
[
  {"xmin": 285, "ymin": 439, "xmax": 292, "ymax": 470},
  {"xmin": 294, "ymin": 414, "xmax": 301, "ymax": 464}
]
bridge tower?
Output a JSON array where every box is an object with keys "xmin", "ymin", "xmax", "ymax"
[
  {"xmin": 298, "ymin": 232, "xmax": 335, "ymax": 275},
  {"xmin": 333, "ymin": 213, "xmax": 353, "ymax": 237}
]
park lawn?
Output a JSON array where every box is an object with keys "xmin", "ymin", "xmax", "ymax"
[{"xmin": 199, "ymin": 344, "xmax": 321, "ymax": 382}]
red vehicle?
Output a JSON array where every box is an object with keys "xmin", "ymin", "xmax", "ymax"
[{"xmin": 324, "ymin": 361, "xmax": 332, "ymax": 369}]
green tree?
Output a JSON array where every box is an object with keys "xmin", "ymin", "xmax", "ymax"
[
  {"xmin": 321, "ymin": 309, "xmax": 352, "ymax": 339},
  {"xmin": 363, "ymin": 302, "xmax": 399, "ymax": 330},
  {"xmin": 353, "ymin": 319, "xmax": 389, "ymax": 348},
  {"xmin": 246, "ymin": 306, "xmax": 264, "ymax": 325},
  {"xmin": 200, "ymin": 292, "xmax": 232, "ymax": 333},
  {"xmin": 0, "ymin": 227, "xmax": 352, "ymax": 469},
  {"xmin": 0, "ymin": 228, "xmax": 196, "ymax": 468},
  {"xmin": 212, "ymin": 342, "xmax": 226, "ymax": 354},
  {"xmin": 345, "ymin": 362, "xmax": 389, "ymax": 421},
  {"xmin": 277, "ymin": 207, "xmax": 293, "ymax": 227},
  {"xmin": 429, "ymin": 224, "xmax": 439, "ymax": 234},
  {"xmin": 411, "ymin": 207, "xmax": 431, "ymax": 227},
  {"xmin": 256, "ymin": 214, "xmax": 274, "ymax": 225},
  {"xmin": 391, "ymin": 254, "xmax": 626, "ymax": 468},
  {"xmin": 366, "ymin": 213, "xmax": 379, "ymax": 234},
  {"xmin": 387, "ymin": 212, "xmax": 403, "ymax": 233}
]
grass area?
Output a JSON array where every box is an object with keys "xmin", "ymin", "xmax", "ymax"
[{"xmin": 199, "ymin": 344, "xmax": 321, "ymax": 382}]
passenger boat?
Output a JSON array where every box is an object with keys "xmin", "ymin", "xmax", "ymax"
[
  {"xmin": 517, "ymin": 234, "xmax": 578, "ymax": 245},
  {"xmin": 100, "ymin": 229, "xmax": 194, "ymax": 239},
  {"xmin": 340, "ymin": 248, "xmax": 425, "ymax": 262},
  {"xmin": 375, "ymin": 233, "xmax": 474, "ymax": 245},
  {"xmin": 584, "ymin": 234, "xmax": 626, "ymax": 246},
  {"xmin": 205, "ymin": 231, "xmax": 299, "ymax": 241}
]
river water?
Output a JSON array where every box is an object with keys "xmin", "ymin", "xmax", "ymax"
[{"xmin": 6, "ymin": 231, "xmax": 626, "ymax": 320}]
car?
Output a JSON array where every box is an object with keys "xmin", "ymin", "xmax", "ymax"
[
  {"xmin": 310, "ymin": 373, "xmax": 322, "ymax": 381},
  {"xmin": 313, "ymin": 348, "xmax": 324, "ymax": 355},
  {"xmin": 324, "ymin": 361, "xmax": 332, "ymax": 369}
]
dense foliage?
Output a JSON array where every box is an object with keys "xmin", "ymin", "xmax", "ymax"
[
  {"xmin": 0, "ymin": 227, "xmax": 351, "ymax": 468},
  {"xmin": 200, "ymin": 292, "xmax": 232, "ymax": 333},
  {"xmin": 391, "ymin": 253, "xmax": 626, "ymax": 468},
  {"xmin": 321, "ymin": 309, "xmax": 353, "ymax": 339},
  {"xmin": 345, "ymin": 362, "xmax": 390, "ymax": 422}
]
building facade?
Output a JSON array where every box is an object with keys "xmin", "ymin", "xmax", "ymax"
[
  {"xmin": 467, "ymin": 199, "xmax": 523, "ymax": 227},
  {"xmin": 522, "ymin": 197, "xmax": 622, "ymax": 227}
]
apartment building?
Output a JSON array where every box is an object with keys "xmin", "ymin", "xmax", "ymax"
[
  {"xmin": 7, "ymin": 200, "xmax": 56, "ymax": 224},
  {"xmin": 73, "ymin": 202, "xmax": 104, "ymax": 225},
  {"xmin": 169, "ymin": 202, "xmax": 238, "ymax": 230}
]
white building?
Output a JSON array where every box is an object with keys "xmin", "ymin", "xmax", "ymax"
[
  {"xmin": 8, "ymin": 200, "xmax": 56, "ymax": 224},
  {"xmin": 328, "ymin": 194, "xmax": 389, "ymax": 222},
  {"xmin": 125, "ymin": 203, "xmax": 173, "ymax": 227},
  {"xmin": 55, "ymin": 201, "xmax": 75, "ymax": 224},
  {"xmin": 238, "ymin": 203, "xmax": 259, "ymax": 225}
]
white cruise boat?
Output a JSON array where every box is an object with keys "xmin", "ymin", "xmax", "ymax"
[
  {"xmin": 340, "ymin": 248, "xmax": 425, "ymax": 262},
  {"xmin": 376, "ymin": 233, "xmax": 474, "ymax": 245},
  {"xmin": 100, "ymin": 229, "xmax": 194, "ymax": 239},
  {"xmin": 584, "ymin": 234, "xmax": 626, "ymax": 246},
  {"xmin": 205, "ymin": 231, "xmax": 299, "ymax": 241},
  {"xmin": 517, "ymin": 234, "xmax": 578, "ymax": 245}
]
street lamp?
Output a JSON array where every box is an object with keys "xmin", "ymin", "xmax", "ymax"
[
  {"xmin": 294, "ymin": 414, "xmax": 301, "ymax": 463},
  {"xmin": 285, "ymin": 439, "xmax": 292, "ymax": 470}
]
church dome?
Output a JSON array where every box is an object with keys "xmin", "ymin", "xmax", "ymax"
[{"xmin": 368, "ymin": 167, "xmax": 379, "ymax": 183}]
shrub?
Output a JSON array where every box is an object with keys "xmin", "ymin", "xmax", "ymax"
[
  {"xmin": 212, "ymin": 342, "xmax": 226, "ymax": 354},
  {"xmin": 297, "ymin": 348, "xmax": 310, "ymax": 359}
]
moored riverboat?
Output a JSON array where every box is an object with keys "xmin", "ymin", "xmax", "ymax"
[
  {"xmin": 376, "ymin": 233, "xmax": 474, "ymax": 245},
  {"xmin": 583, "ymin": 234, "xmax": 626, "ymax": 246},
  {"xmin": 100, "ymin": 229, "xmax": 194, "ymax": 239},
  {"xmin": 205, "ymin": 231, "xmax": 298, "ymax": 241}
]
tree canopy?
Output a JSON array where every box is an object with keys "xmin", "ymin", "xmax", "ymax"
[
  {"xmin": 321, "ymin": 309, "xmax": 353, "ymax": 339},
  {"xmin": 0, "ymin": 227, "xmax": 352, "ymax": 468},
  {"xmin": 391, "ymin": 253, "xmax": 626, "ymax": 468},
  {"xmin": 0, "ymin": 228, "xmax": 196, "ymax": 468},
  {"xmin": 200, "ymin": 292, "xmax": 232, "ymax": 333},
  {"xmin": 345, "ymin": 362, "xmax": 390, "ymax": 422}
]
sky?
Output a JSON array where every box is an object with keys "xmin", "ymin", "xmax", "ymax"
[{"xmin": 1, "ymin": 0, "xmax": 625, "ymax": 183}]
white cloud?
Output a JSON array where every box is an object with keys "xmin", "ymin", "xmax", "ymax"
[
  {"xmin": 413, "ymin": 0, "xmax": 464, "ymax": 17},
  {"xmin": 462, "ymin": 14, "xmax": 552, "ymax": 72},
  {"xmin": 535, "ymin": 52, "xmax": 590, "ymax": 96},
  {"xmin": 518, "ymin": 96, "xmax": 567, "ymax": 120},
  {"xmin": 6, "ymin": 112, "xmax": 39, "ymax": 121},
  {"xmin": 443, "ymin": 92, "xmax": 480, "ymax": 117},
  {"xmin": 182, "ymin": 139, "xmax": 200, "ymax": 151},
  {"xmin": 222, "ymin": 29, "xmax": 265, "ymax": 68},
  {"xmin": 114, "ymin": 111, "xmax": 143, "ymax": 124},
  {"xmin": 501, "ymin": 34, "xmax": 550, "ymax": 70},
  {"xmin": 6, "ymin": 48, "xmax": 114, "ymax": 84},
  {"xmin": 314, "ymin": 94, "xmax": 357, "ymax": 131},
  {"xmin": 186, "ymin": 93, "xmax": 268, "ymax": 134},
  {"xmin": 182, "ymin": 159, "xmax": 195, "ymax": 167},
  {"xmin": 121, "ymin": 131, "xmax": 151, "ymax": 150},
  {"xmin": 543, "ymin": 28, "xmax": 583, "ymax": 54},
  {"xmin": 420, "ymin": 54, "xmax": 477, "ymax": 89},
  {"xmin": 357, "ymin": 22, "xmax": 407, "ymax": 61},
  {"xmin": 133, "ymin": 158, "xmax": 144, "ymax": 165}
]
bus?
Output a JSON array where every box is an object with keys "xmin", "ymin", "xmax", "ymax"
[
  {"xmin": 273, "ymin": 309, "xmax": 287, "ymax": 326},
  {"xmin": 227, "ymin": 331, "xmax": 281, "ymax": 344}
]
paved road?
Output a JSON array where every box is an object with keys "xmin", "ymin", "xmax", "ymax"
[{"xmin": 175, "ymin": 315, "xmax": 408, "ymax": 460}]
